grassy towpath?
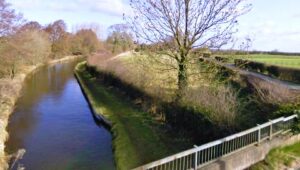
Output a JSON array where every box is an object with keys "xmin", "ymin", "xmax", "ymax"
[{"xmin": 75, "ymin": 62, "xmax": 191, "ymax": 170}]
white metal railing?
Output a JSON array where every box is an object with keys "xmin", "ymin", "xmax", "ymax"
[{"xmin": 133, "ymin": 114, "xmax": 298, "ymax": 170}]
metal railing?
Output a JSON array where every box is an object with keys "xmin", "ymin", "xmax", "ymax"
[{"xmin": 133, "ymin": 114, "xmax": 298, "ymax": 170}]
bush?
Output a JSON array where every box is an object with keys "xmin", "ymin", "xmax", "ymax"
[{"xmin": 215, "ymin": 56, "xmax": 229, "ymax": 62}]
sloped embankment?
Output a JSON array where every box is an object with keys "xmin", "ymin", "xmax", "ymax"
[{"xmin": 74, "ymin": 61, "xmax": 190, "ymax": 169}]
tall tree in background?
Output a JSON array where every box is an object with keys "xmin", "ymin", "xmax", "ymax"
[
  {"xmin": 0, "ymin": 0, "xmax": 22, "ymax": 37},
  {"xmin": 45, "ymin": 20, "xmax": 66, "ymax": 42},
  {"xmin": 106, "ymin": 24, "xmax": 134, "ymax": 54},
  {"xmin": 19, "ymin": 21, "xmax": 42, "ymax": 32},
  {"xmin": 0, "ymin": 0, "xmax": 23, "ymax": 78},
  {"xmin": 72, "ymin": 23, "xmax": 103, "ymax": 40},
  {"xmin": 45, "ymin": 20, "xmax": 69, "ymax": 58},
  {"xmin": 129, "ymin": 0, "xmax": 251, "ymax": 99},
  {"xmin": 71, "ymin": 29, "xmax": 100, "ymax": 55}
]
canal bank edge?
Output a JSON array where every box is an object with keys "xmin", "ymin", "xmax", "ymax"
[
  {"xmin": 74, "ymin": 63, "xmax": 112, "ymax": 127},
  {"xmin": 0, "ymin": 55, "xmax": 84, "ymax": 170},
  {"xmin": 74, "ymin": 61, "xmax": 140, "ymax": 170},
  {"xmin": 75, "ymin": 61, "xmax": 182, "ymax": 170}
]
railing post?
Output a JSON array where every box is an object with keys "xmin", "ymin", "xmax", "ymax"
[
  {"xmin": 269, "ymin": 120, "xmax": 273, "ymax": 140},
  {"xmin": 194, "ymin": 151, "xmax": 198, "ymax": 170},
  {"xmin": 193, "ymin": 145, "xmax": 198, "ymax": 170},
  {"xmin": 257, "ymin": 124, "xmax": 261, "ymax": 145}
]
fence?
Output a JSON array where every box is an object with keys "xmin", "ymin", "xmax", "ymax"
[{"xmin": 134, "ymin": 114, "xmax": 298, "ymax": 170}]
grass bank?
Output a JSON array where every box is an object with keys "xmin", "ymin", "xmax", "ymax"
[
  {"xmin": 0, "ymin": 55, "xmax": 83, "ymax": 170},
  {"xmin": 251, "ymin": 139, "xmax": 300, "ymax": 169},
  {"xmin": 75, "ymin": 62, "xmax": 192, "ymax": 169}
]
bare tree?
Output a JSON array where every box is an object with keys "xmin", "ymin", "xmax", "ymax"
[
  {"xmin": 106, "ymin": 24, "xmax": 134, "ymax": 53},
  {"xmin": 71, "ymin": 29, "xmax": 100, "ymax": 55},
  {"xmin": 128, "ymin": 0, "xmax": 251, "ymax": 99},
  {"xmin": 72, "ymin": 23, "xmax": 103, "ymax": 40},
  {"xmin": 44, "ymin": 20, "xmax": 67, "ymax": 43},
  {"xmin": 44, "ymin": 20, "xmax": 70, "ymax": 58},
  {"xmin": 19, "ymin": 21, "xmax": 42, "ymax": 32},
  {"xmin": 0, "ymin": 0, "xmax": 22, "ymax": 37}
]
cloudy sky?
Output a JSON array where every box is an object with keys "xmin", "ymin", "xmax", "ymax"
[{"xmin": 7, "ymin": 0, "xmax": 300, "ymax": 52}]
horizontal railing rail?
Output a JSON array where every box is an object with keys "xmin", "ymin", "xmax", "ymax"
[{"xmin": 133, "ymin": 114, "xmax": 298, "ymax": 170}]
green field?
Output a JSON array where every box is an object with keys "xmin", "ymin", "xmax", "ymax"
[{"xmin": 230, "ymin": 54, "xmax": 300, "ymax": 68}]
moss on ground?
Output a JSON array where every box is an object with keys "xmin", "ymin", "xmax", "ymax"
[{"xmin": 75, "ymin": 62, "xmax": 190, "ymax": 170}]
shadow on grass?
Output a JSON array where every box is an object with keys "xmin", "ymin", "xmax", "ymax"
[{"xmin": 75, "ymin": 62, "xmax": 192, "ymax": 169}]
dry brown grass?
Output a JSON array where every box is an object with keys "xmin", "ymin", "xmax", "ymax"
[
  {"xmin": 88, "ymin": 51, "xmax": 178, "ymax": 101},
  {"xmin": 0, "ymin": 76, "xmax": 25, "ymax": 170},
  {"xmin": 183, "ymin": 85, "xmax": 240, "ymax": 127},
  {"xmin": 246, "ymin": 74, "xmax": 300, "ymax": 105},
  {"xmin": 88, "ymin": 51, "xmax": 241, "ymax": 127}
]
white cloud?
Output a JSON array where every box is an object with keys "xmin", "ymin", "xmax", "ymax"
[
  {"xmin": 235, "ymin": 18, "xmax": 300, "ymax": 52},
  {"xmin": 9, "ymin": 0, "xmax": 131, "ymax": 17},
  {"xmin": 82, "ymin": 0, "xmax": 131, "ymax": 16},
  {"xmin": 293, "ymin": 13, "xmax": 300, "ymax": 19}
]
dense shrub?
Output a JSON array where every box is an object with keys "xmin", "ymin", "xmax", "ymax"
[
  {"xmin": 234, "ymin": 59, "xmax": 300, "ymax": 83},
  {"xmin": 215, "ymin": 56, "xmax": 229, "ymax": 62}
]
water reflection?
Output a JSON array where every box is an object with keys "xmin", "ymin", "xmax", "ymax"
[{"xmin": 6, "ymin": 60, "xmax": 115, "ymax": 170}]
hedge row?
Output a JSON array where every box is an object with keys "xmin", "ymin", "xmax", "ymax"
[
  {"xmin": 85, "ymin": 64, "xmax": 233, "ymax": 144},
  {"xmin": 214, "ymin": 56, "xmax": 229, "ymax": 63},
  {"xmin": 234, "ymin": 59, "xmax": 300, "ymax": 84},
  {"xmin": 214, "ymin": 50, "xmax": 300, "ymax": 56}
]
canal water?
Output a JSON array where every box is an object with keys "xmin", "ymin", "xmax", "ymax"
[{"xmin": 5, "ymin": 60, "xmax": 115, "ymax": 170}]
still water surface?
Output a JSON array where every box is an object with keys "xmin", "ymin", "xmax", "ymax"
[{"xmin": 6, "ymin": 60, "xmax": 115, "ymax": 170}]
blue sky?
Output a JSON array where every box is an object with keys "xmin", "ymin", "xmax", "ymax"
[{"xmin": 7, "ymin": 0, "xmax": 300, "ymax": 52}]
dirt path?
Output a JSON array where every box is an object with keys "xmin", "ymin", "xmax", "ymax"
[
  {"xmin": 108, "ymin": 51, "xmax": 132, "ymax": 61},
  {"xmin": 206, "ymin": 58, "xmax": 300, "ymax": 91},
  {"xmin": 225, "ymin": 63, "xmax": 300, "ymax": 90},
  {"xmin": 204, "ymin": 58, "xmax": 300, "ymax": 103}
]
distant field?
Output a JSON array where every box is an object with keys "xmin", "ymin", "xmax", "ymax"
[{"xmin": 229, "ymin": 54, "xmax": 300, "ymax": 68}]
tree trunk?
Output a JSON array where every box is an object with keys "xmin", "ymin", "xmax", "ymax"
[
  {"xmin": 10, "ymin": 64, "xmax": 15, "ymax": 79},
  {"xmin": 176, "ymin": 58, "xmax": 188, "ymax": 102}
]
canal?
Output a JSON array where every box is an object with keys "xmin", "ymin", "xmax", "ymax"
[{"xmin": 5, "ymin": 60, "xmax": 115, "ymax": 170}]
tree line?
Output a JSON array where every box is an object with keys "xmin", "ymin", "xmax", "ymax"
[{"xmin": 0, "ymin": 0, "xmax": 134, "ymax": 79}]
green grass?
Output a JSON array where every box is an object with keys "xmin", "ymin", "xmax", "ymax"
[
  {"xmin": 280, "ymin": 142, "xmax": 300, "ymax": 157},
  {"xmin": 75, "ymin": 62, "xmax": 191, "ymax": 170},
  {"xmin": 251, "ymin": 142, "xmax": 300, "ymax": 170},
  {"xmin": 229, "ymin": 54, "xmax": 300, "ymax": 68}
]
